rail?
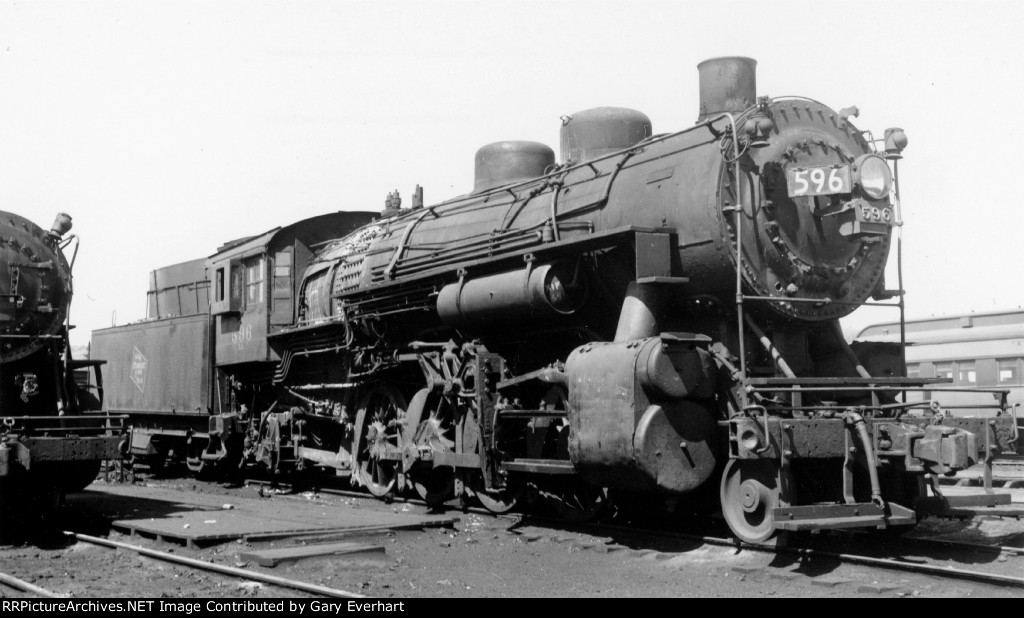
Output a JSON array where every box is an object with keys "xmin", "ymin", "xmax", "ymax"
[
  {"xmin": 64, "ymin": 532, "xmax": 365, "ymax": 599},
  {"xmin": 515, "ymin": 516, "xmax": 1024, "ymax": 589},
  {"xmin": 0, "ymin": 572, "xmax": 60, "ymax": 598}
]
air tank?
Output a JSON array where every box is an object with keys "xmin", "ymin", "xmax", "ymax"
[{"xmin": 559, "ymin": 107, "xmax": 652, "ymax": 164}]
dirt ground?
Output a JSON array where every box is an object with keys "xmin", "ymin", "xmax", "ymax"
[{"xmin": 2, "ymin": 475, "xmax": 1024, "ymax": 599}]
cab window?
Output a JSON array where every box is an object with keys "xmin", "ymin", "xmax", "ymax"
[
  {"xmin": 999, "ymin": 358, "xmax": 1020, "ymax": 385},
  {"xmin": 271, "ymin": 248, "xmax": 294, "ymax": 325},
  {"xmin": 245, "ymin": 257, "xmax": 265, "ymax": 306},
  {"xmin": 215, "ymin": 268, "xmax": 225, "ymax": 302}
]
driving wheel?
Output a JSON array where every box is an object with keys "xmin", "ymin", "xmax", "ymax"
[
  {"xmin": 355, "ymin": 384, "xmax": 407, "ymax": 498},
  {"xmin": 408, "ymin": 395, "xmax": 457, "ymax": 506}
]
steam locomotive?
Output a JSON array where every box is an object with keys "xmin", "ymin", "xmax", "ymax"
[
  {"xmin": 93, "ymin": 57, "xmax": 1018, "ymax": 543},
  {"xmin": 0, "ymin": 211, "xmax": 123, "ymax": 526}
]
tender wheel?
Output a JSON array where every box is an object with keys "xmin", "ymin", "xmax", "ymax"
[
  {"xmin": 720, "ymin": 460, "xmax": 781, "ymax": 544},
  {"xmin": 408, "ymin": 395, "xmax": 457, "ymax": 506},
  {"xmin": 540, "ymin": 478, "xmax": 606, "ymax": 522},
  {"xmin": 355, "ymin": 385, "xmax": 407, "ymax": 498}
]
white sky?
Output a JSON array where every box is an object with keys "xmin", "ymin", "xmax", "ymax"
[{"xmin": 2, "ymin": 0, "xmax": 1022, "ymax": 349}]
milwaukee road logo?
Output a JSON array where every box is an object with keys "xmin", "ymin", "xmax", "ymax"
[{"xmin": 131, "ymin": 346, "xmax": 147, "ymax": 393}]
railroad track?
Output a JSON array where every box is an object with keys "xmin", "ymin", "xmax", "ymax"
[
  {"xmin": 116, "ymin": 475, "xmax": 1024, "ymax": 594},
  {"xmin": 2, "ymin": 529, "xmax": 367, "ymax": 599},
  {"xmin": 241, "ymin": 477, "xmax": 1024, "ymax": 589},
  {"xmin": 506, "ymin": 515, "xmax": 1024, "ymax": 590},
  {"xmin": 61, "ymin": 532, "xmax": 365, "ymax": 599},
  {"xmin": 0, "ymin": 572, "xmax": 60, "ymax": 598},
  {"xmin": 903, "ymin": 535, "xmax": 1024, "ymax": 558}
]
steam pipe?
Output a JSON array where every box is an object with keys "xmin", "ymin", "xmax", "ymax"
[
  {"xmin": 832, "ymin": 320, "xmax": 872, "ymax": 379},
  {"xmin": 844, "ymin": 410, "xmax": 884, "ymax": 506},
  {"xmin": 743, "ymin": 313, "xmax": 796, "ymax": 379}
]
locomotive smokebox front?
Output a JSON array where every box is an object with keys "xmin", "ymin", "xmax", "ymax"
[{"xmin": 0, "ymin": 211, "xmax": 72, "ymax": 363}]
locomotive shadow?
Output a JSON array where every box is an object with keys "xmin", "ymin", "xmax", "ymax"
[
  {"xmin": 0, "ymin": 486, "xmax": 209, "ymax": 549},
  {"xmin": 507, "ymin": 511, "xmax": 1020, "ymax": 573},
  {"xmin": 797, "ymin": 525, "xmax": 1018, "ymax": 568},
  {"xmin": 768, "ymin": 551, "xmax": 841, "ymax": 577}
]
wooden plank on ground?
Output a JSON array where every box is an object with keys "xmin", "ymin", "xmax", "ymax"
[
  {"xmin": 112, "ymin": 506, "xmax": 457, "ymax": 545},
  {"xmin": 245, "ymin": 520, "xmax": 454, "ymax": 543},
  {"xmin": 94, "ymin": 483, "xmax": 458, "ymax": 546},
  {"xmin": 111, "ymin": 511, "xmax": 329, "ymax": 545},
  {"xmin": 239, "ymin": 542, "xmax": 385, "ymax": 567}
]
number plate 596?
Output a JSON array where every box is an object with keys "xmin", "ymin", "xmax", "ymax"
[
  {"xmin": 856, "ymin": 203, "xmax": 893, "ymax": 224},
  {"xmin": 786, "ymin": 165, "xmax": 851, "ymax": 197}
]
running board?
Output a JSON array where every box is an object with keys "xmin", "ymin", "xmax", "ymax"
[{"xmin": 772, "ymin": 502, "xmax": 918, "ymax": 532}]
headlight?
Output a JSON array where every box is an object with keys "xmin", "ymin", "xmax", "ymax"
[{"xmin": 852, "ymin": 154, "xmax": 892, "ymax": 200}]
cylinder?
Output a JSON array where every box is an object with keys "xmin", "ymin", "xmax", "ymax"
[
  {"xmin": 559, "ymin": 107, "xmax": 652, "ymax": 164},
  {"xmin": 697, "ymin": 57, "xmax": 757, "ymax": 121},
  {"xmin": 565, "ymin": 337, "xmax": 719, "ymax": 494},
  {"xmin": 436, "ymin": 263, "xmax": 582, "ymax": 329},
  {"xmin": 473, "ymin": 141, "xmax": 555, "ymax": 194}
]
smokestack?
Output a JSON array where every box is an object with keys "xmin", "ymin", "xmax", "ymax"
[{"xmin": 697, "ymin": 57, "xmax": 757, "ymax": 122}]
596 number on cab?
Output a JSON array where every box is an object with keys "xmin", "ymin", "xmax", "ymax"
[{"xmin": 786, "ymin": 165, "xmax": 851, "ymax": 197}]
